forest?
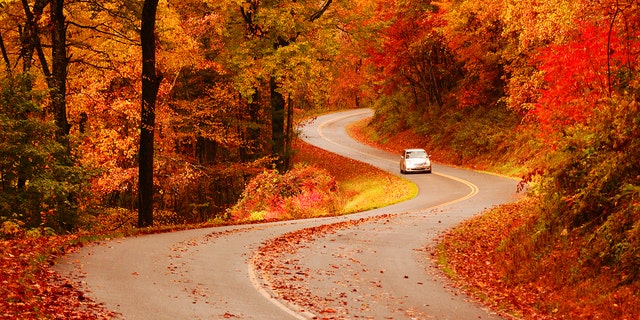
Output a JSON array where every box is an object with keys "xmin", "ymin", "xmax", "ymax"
[{"xmin": 1, "ymin": 0, "xmax": 639, "ymax": 318}]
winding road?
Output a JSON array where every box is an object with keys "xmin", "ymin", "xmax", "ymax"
[{"xmin": 56, "ymin": 109, "xmax": 519, "ymax": 319}]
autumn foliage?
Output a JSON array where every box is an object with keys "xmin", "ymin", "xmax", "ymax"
[
  {"xmin": 438, "ymin": 197, "xmax": 640, "ymax": 319},
  {"xmin": 1, "ymin": 0, "xmax": 640, "ymax": 318},
  {"xmin": 360, "ymin": 0, "xmax": 640, "ymax": 318},
  {"xmin": 1, "ymin": 0, "xmax": 364, "ymax": 233},
  {"xmin": 229, "ymin": 164, "xmax": 339, "ymax": 222},
  {"xmin": 534, "ymin": 21, "xmax": 640, "ymax": 135},
  {"xmin": 0, "ymin": 235, "xmax": 114, "ymax": 319}
]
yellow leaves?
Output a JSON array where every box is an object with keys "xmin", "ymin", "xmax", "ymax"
[
  {"xmin": 156, "ymin": 4, "xmax": 202, "ymax": 72},
  {"xmin": 261, "ymin": 4, "xmax": 303, "ymax": 36},
  {"xmin": 501, "ymin": 0, "xmax": 584, "ymax": 50},
  {"xmin": 441, "ymin": 0, "xmax": 503, "ymax": 30}
]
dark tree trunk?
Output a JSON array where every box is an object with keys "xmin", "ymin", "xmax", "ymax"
[
  {"xmin": 241, "ymin": 90, "xmax": 261, "ymax": 162},
  {"xmin": 284, "ymin": 95, "xmax": 294, "ymax": 171},
  {"xmin": 270, "ymin": 76, "xmax": 286, "ymax": 171},
  {"xmin": 138, "ymin": 0, "xmax": 161, "ymax": 228},
  {"xmin": 50, "ymin": 0, "xmax": 70, "ymax": 138},
  {"xmin": 0, "ymin": 34, "xmax": 11, "ymax": 72},
  {"xmin": 19, "ymin": 0, "xmax": 69, "ymax": 139},
  {"xmin": 239, "ymin": 0, "xmax": 334, "ymax": 171},
  {"xmin": 19, "ymin": 0, "xmax": 45, "ymax": 74},
  {"xmin": 196, "ymin": 137, "xmax": 218, "ymax": 164}
]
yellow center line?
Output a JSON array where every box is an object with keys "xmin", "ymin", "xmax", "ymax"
[
  {"xmin": 316, "ymin": 109, "xmax": 480, "ymax": 207},
  {"xmin": 250, "ymin": 110, "xmax": 481, "ymax": 319}
]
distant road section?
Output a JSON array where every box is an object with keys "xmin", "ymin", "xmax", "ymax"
[{"xmin": 56, "ymin": 109, "xmax": 518, "ymax": 319}]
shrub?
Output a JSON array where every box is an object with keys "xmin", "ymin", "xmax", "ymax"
[
  {"xmin": 534, "ymin": 95, "xmax": 640, "ymax": 282},
  {"xmin": 0, "ymin": 75, "xmax": 88, "ymax": 233},
  {"xmin": 1, "ymin": 220, "xmax": 24, "ymax": 239},
  {"xmin": 229, "ymin": 164, "xmax": 339, "ymax": 222}
]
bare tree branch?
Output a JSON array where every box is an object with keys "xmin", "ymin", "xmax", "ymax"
[
  {"xmin": 309, "ymin": 0, "xmax": 332, "ymax": 22},
  {"xmin": 0, "ymin": 33, "xmax": 11, "ymax": 72},
  {"xmin": 67, "ymin": 21, "xmax": 139, "ymax": 46},
  {"xmin": 20, "ymin": 0, "xmax": 51, "ymax": 76}
]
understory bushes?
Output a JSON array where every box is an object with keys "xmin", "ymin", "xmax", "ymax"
[
  {"xmin": 0, "ymin": 75, "xmax": 88, "ymax": 236},
  {"xmin": 532, "ymin": 96, "xmax": 640, "ymax": 284},
  {"xmin": 228, "ymin": 164, "xmax": 341, "ymax": 222},
  {"xmin": 436, "ymin": 96, "xmax": 640, "ymax": 318},
  {"xmin": 369, "ymin": 100, "xmax": 535, "ymax": 176}
]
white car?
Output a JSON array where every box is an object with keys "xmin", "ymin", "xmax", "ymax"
[{"xmin": 400, "ymin": 148, "xmax": 431, "ymax": 174}]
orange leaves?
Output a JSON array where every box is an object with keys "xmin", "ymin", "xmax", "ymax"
[
  {"xmin": 1, "ymin": 235, "xmax": 115, "ymax": 319},
  {"xmin": 436, "ymin": 197, "xmax": 640, "ymax": 319},
  {"xmin": 254, "ymin": 214, "xmax": 397, "ymax": 316},
  {"xmin": 437, "ymin": 200, "xmax": 546, "ymax": 316},
  {"xmin": 229, "ymin": 164, "xmax": 340, "ymax": 222}
]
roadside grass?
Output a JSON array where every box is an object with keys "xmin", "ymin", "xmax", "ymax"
[
  {"xmin": 341, "ymin": 175, "xmax": 417, "ymax": 214},
  {"xmin": 291, "ymin": 140, "xmax": 417, "ymax": 215}
]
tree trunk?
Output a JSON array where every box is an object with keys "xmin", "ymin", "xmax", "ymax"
[
  {"xmin": 138, "ymin": 0, "xmax": 161, "ymax": 228},
  {"xmin": 238, "ymin": 0, "xmax": 334, "ymax": 172},
  {"xmin": 50, "ymin": 0, "xmax": 70, "ymax": 138},
  {"xmin": 242, "ymin": 90, "xmax": 261, "ymax": 162},
  {"xmin": 19, "ymin": 0, "xmax": 46, "ymax": 74},
  {"xmin": 19, "ymin": 0, "xmax": 69, "ymax": 139},
  {"xmin": 284, "ymin": 95, "xmax": 294, "ymax": 171},
  {"xmin": 0, "ymin": 34, "xmax": 11, "ymax": 72},
  {"xmin": 270, "ymin": 76, "xmax": 286, "ymax": 171}
]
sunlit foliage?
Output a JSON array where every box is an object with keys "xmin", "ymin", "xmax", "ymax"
[
  {"xmin": 1, "ymin": 0, "xmax": 639, "ymax": 316},
  {"xmin": 229, "ymin": 164, "xmax": 339, "ymax": 221}
]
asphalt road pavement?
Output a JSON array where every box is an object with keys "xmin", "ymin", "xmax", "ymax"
[{"xmin": 55, "ymin": 109, "xmax": 519, "ymax": 319}]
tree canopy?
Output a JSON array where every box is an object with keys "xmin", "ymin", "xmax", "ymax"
[
  {"xmin": 0, "ymin": 0, "xmax": 638, "ymax": 247},
  {"xmin": 1, "ymin": 0, "xmax": 639, "ymax": 317}
]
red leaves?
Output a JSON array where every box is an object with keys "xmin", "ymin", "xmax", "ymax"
[
  {"xmin": 253, "ymin": 214, "xmax": 397, "ymax": 316},
  {"xmin": 533, "ymin": 17, "xmax": 640, "ymax": 136},
  {"xmin": 1, "ymin": 235, "xmax": 115, "ymax": 319},
  {"xmin": 534, "ymin": 23, "xmax": 607, "ymax": 132},
  {"xmin": 319, "ymin": 307, "xmax": 337, "ymax": 314},
  {"xmin": 366, "ymin": 0, "xmax": 454, "ymax": 106},
  {"xmin": 436, "ymin": 198, "xmax": 640, "ymax": 319}
]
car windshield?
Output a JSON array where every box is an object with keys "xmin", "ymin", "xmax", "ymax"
[{"xmin": 406, "ymin": 150, "xmax": 427, "ymax": 159}]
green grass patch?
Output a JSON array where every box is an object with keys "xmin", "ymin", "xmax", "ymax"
[{"xmin": 341, "ymin": 175, "xmax": 417, "ymax": 214}]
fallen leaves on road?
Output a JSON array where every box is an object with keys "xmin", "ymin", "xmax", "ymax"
[{"xmin": 252, "ymin": 214, "xmax": 404, "ymax": 318}]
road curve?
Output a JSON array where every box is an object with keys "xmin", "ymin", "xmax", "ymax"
[{"xmin": 55, "ymin": 109, "xmax": 519, "ymax": 319}]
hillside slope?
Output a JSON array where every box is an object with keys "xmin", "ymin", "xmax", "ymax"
[{"xmin": 348, "ymin": 115, "xmax": 640, "ymax": 319}]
